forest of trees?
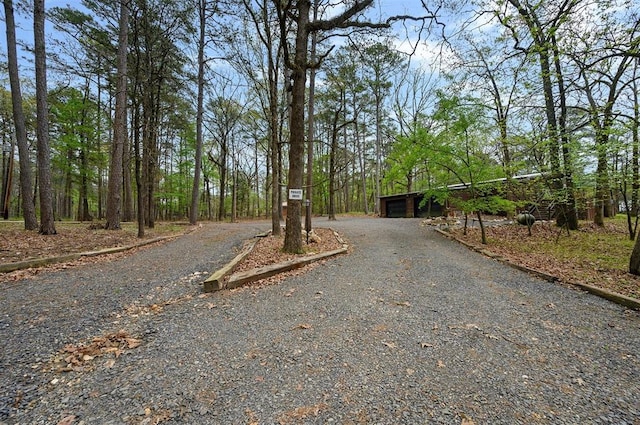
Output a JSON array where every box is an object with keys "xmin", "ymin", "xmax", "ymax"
[{"xmin": 0, "ymin": 1, "xmax": 639, "ymax": 259}]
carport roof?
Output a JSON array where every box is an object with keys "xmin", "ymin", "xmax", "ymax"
[{"xmin": 378, "ymin": 173, "xmax": 544, "ymax": 200}]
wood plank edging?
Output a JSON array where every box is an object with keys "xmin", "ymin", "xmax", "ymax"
[
  {"xmin": 0, "ymin": 235, "xmax": 179, "ymax": 273},
  {"xmin": 225, "ymin": 247, "xmax": 348, "ymax": 290},
  {"xmin": 203, "ymin": 238, "xmax": 260, "ymax": 292},
  {"xmin": 0, "ymin": 254, "xmax": 82, "ymax": 273}
]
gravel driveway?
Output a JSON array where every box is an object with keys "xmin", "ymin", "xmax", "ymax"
[{"xmin": 1, "ymin": 217, "xmax": 639, "ymax": 424}]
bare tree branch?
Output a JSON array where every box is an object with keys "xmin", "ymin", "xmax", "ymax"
[{"xmin": 308, "ymin": 0, "xmax": 374, "ymax": 31}]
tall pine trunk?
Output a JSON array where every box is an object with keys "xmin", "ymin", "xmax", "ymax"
[
  {"xmin": 305, "ymin": 1, "xmax": 319, "ymax": 231},
  {"xmin": 190, "ymin": 0, "xmax": 206, "ymax": 225},
  {"xmin": 633, "ymin": 71, "xmax": 640, "ymax": 216},
  {"xmin": 268, "ymin": 49, "xmax": 281, "ymax": 235},
  {"xmin": 282, "ymin": 0, "xmax": 310, "ymax": 254},
  {"xmin": 328, "ymin": 109, "xmax": 340, "ymax": 221},
  {"xmin": 217, "ymin": 146, "xmax": 227, "ymax": 221},
  {"xmin": 105, "ymin": 0, "xmax": 129, "ymax": 230},
  {"xmin": 34, "ymin": 0, "xmax": 56, "ymax": 235},
  {"xmin": 3, "ymin": 0, "xmax": 38, "ymax": 230},
  {"xmin": 77, "ymin": 83, "xmax": 92, "ymax": 221}
]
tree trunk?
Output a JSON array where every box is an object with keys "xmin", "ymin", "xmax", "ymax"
[
  {"xmin": 552, "ymin": 37, "xmax": 578, "ymax": 231},
  {"xmin": 343, "ymin": 115, "xmax": 350, "ymax": 213},
  {"xmin": 34, "ymin": 0, "xmax": 56, "ymax": 235},
  {"xmin": 190, "ymin": 0, "xmax": 206, "ymax": 225},
  {"xmin": 96, "ymin": 72, "xmax": 104, "ymax": 220},
  {"xmin": 594, "ymin": 131, "xmax": 608, "ymax": 226},
  {"xmin": 135, "ymin": 123, "xmax": 145, "ymax": 238},
  {"xmin": 328, "ymin": 109, "xmax": 340, "ymax": 221},
  {"xmin": 3, "ymin": 0, "xmax": 38, "ymax": 230},
  {"xmin": 77, "ymin": 148, "xmax": 91, "ymax": 221},
  {"xmin": 121, "ymin": 103, "xmax": 133, "ymax": 222},
  {"xmin": 231, "ymin": 158, "xmax": 237, "ymax": 223},
  {"xmin": 374, "ymin": 90, "xmax": 382, "ymax": 215},
  {"xmin": 305, "ymin": 0, "xmax": 319, "ymax": 231},
  {"xmin": 105, "ymin": 0, "xmax": 129, "ymax": 230},
  {"xmin": 476, "ymin": 210, "xmax": 487, "ymax": 245},
  {"xmin": 132, "ymin": 103, "xmax": 144, "ymax": 235},
  {"xmin": 536, "ymin": 48, "xmax": 565, "ymax": 226},
  {"xmin": 356, "ymin": 121, "xmax": 368, "ymax": 214},
  {"xmin": 218, "ymin": 146, "xmax": 227, "ymax": 221},
  {"xmin": 204, "ymin": 174, "xmax": 212, "ymax": 220},
  {"xmin": 278, "ymin": 0, "xmax": 376, "ymax": 248},
  {"xmin": 633, "ymin": 73, "xmax": 640, "ymax": 216},
  {"xmin": 254, "ymin": 139, "xmax": 260, "ymax": 218},
  {"xmin": 584, "ymin": 54, "xmax": 631, "ymax": 226},
  {"xmin": 269, "ymin": 72, "xmax": 281, "ymax": 234},
  {"xmin": 122, "ymin": 122, "xmax": 133, "ymax": 221},
  {"xmin": 241, "ymin": 0, "xmax": 282, "ymax": 233},
  {"xmin": 63, "ymin": 149, "xmax": 73, "ymax": 218},
  {"xmin": 282, "ymin": 0, "xmax": 311, "ymax": 254},
  {"xmin": 141, "ymin": 94, "xmax": 157, "ymax": 228},
  {"xmin": 629, "ymin": 234, "xmax": 640, "ymax": 275},
  {"xmin": 77, "ymin": 84, "xmax": 91, "ymax": 222},
  {"xmin": 142, "ymin": 107, "xmax": 155, "ymax": 228}
]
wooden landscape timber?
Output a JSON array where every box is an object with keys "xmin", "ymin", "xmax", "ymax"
[
  {"xmin": 225, "ymin": 247, "xmax": 348, "ymax": 290},
  {"xmin": 203, "ymin": 238, "xmax": 260, "ymax": 292},
  {"xmin": 203, "ymin": 229, "xmax": 348, "ymax": 292}
]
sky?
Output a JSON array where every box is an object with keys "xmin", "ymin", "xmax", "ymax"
[
  {"xmin": 315, "ymin": 1, "xmax": 447, "ymax": 66},
  {"xmin": 0, "ymin": 0, "xmax": 442, "ymax": 88},
  {"xmin": 0, "ymin": 1, "xmax": 434, "ymax": 52}
]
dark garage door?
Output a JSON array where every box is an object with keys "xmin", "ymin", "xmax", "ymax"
[{"xmin": 386, "ymin": 200, "xmax": 406, "ymax": 218}]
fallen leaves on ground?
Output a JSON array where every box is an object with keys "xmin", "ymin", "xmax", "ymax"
[
  {"xmin": 460, "ymin": 414, "xmax": 477, "ymax": 425},
  {"xmin": 49, "ymin": 330, "xmax": 142, "ymax": 372},
  {"xmin": 117, "ymin": 294, "xmax": 196, "ymax": 318},
  {"xmin": 139, "ymin": 408, "xmax": 172, "ymax": 425},
  {"xmin": 293, "ymin": 323, "xmax": 313, "ymax": 330},
  {"xmin": 246, "ymin": 409, "xmax": 260, "ymax": 425},
  {"xmin": 57, "ymin": 415, "xmax": 77, "ymax": 425},
  {"xmin": 123, "ymin": 303, "xmax": 164, "ymax": 316},
  {"xmin": 277, "ymin": 403, "xmax": 329, "ymax": 424}
]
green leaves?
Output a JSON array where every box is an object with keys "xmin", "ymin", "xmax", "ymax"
[{"xmin": 387, "ymin": 91, "xmax": 512, "ymax": 222}]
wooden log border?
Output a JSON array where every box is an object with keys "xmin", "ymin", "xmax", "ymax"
[{"xmin": 203, "ymin": 229, "xmax": 348, "ymax": 292}]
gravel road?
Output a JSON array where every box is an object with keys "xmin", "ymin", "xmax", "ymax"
[{"xmin": 1, "ymin": 217, "xmax": 639, "ymax": 424}]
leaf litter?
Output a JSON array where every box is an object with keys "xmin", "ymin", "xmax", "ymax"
[{"xmin": 49, "ymin": 330, "xmax": 142, "ymax": 372}]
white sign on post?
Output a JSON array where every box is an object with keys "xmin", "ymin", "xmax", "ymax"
[{"xmin": 288, "ymin": 189, "xmax": 303, "ymax": 200}]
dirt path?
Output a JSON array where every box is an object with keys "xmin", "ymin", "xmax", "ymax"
[{"xmin": 1, "ymin": 217, "xmax": 639, "ymax": 424}]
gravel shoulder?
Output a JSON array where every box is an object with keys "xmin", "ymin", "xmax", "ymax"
[{"xmin": 1, "ymin": 217, "xmax": 639, "ymax": 424}]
